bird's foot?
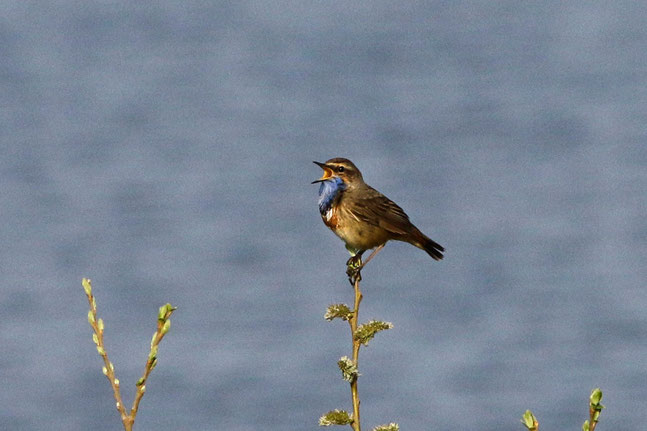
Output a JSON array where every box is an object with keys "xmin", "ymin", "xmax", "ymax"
[
  {"xmin": 346, "ymin": 266, "xmax": 361, "ymax": 285},
  {"xmin": 346, "ymin": 255, "xmax": 363, "ymax": 268},
  {"xmin": 346, "ymin": 256, "xmax": 363, "ymax": 286}
]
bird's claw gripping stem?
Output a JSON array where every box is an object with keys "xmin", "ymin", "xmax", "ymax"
[{"xmin": 346, "ymin": 256, "xmax": 363, "ymax": 286}]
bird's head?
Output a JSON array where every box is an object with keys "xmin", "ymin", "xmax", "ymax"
[{"xmin": 312, "ymin": 158, "xmax": 363, "ymax": 187}]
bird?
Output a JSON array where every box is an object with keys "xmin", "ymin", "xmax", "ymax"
[{"xmin": 312, "ymin": 157, "xmax": 444, "ymax": 278}]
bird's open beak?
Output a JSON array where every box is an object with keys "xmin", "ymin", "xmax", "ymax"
[{"xmin": 312, "ymin": 161, "xmax": 333, "ymax": 184}]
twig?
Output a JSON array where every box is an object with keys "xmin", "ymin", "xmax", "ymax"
[
  {"xmin": 347, "ymin": 246, "xmax": 385, "ymax": 431},
  {"xmin": 358, "ymin": 244, "xmax": 384, "ymax": 271},
  {"xmin": 321, "ymin": 248, "xmax": 395, "ymax": 430},
  {"xmin": 522, "ymin": 389, "xmax": 603, "ymax": 431},
  {"xmin": 349, "ymin": 273, "xmax": 363, "ymax": 431},
  {"xmin": 587, "ymin": 388, "xmax": 604, "ymax": 431},
  {"xmin": 82, "ymin": 278, "xmax": 176, "ymax": 431}
]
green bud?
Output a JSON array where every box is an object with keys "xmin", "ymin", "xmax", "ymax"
[
  {"xmin": 590, "ymin": 388, "xmax": 603, "ymax": 405},
  {"xmin": 319, "ymin": 409, "xmax": 352, "ymax": 426},
  {"xmin": 113, "ymin": 378, "xmax": 119, "ymax": 386},
  {"xmin": 158, "ymin": 304, "xmax": 167, "ymax": 321},
  {"xmin": 582, "ymin": 420, "xmax": 590, "ymax": 431},
  {"xmin": 324, "ymin": 304, "xmax": 353, "ymax": 321},
  {"xmin": 150, "ymin": 358, "xmax": 157, "ymax": 370},
  {"xmin": 373, "ymin": 424, "xmax": 399, "ymax": 431},
  {"xmin": 520, "ymin": 410, "xmax": 538, "ymax": 430},
  {"xmin": 592, "ymin": 410, "xmax": 601, "ymax": 422},
  {"xmin": 354, "ymin": 320, "xmax": 394, "ymax": 346},
  {"xmin": 92, "ymin": 333, "xmax": 99, "ymax": 346},
  {"xmin": 102, "ymin": 366, "xmax": 108, "ymax": 375},
  {"xmin": 161, "ymin": 319, "xmax": 171, "ymax": 335},
  {"xmin": 82, "ymin": 278, "xmax": 92, "ymax": 296},
  {"xmin": 136, "ymin": 377, "xmax": 145, "ymax": 386},
  {"xmin": 96, "ymin": 346, "xmax": 105, "ymax": 355},
  {"xmin": 149, "ymin": 345, "xmax": 158, "ymax": 361},
  {"xmin": 140, "ymin": 385, "xmax": 146, "ymax": 393},
  {"xmin": 109, "ymin": 362, "xmax": 114, "ymax": 371},
  {"xmin": 97, "ymin": 318, "xmax": 104, "ymax": 332},
  {"xmin": 589, "ymin": 388, "xmax": 604, "ymax": 423},
  {"xmin": 338, "ymin": 356, "xmax": 359, "ymax": 382},
  {"xmin": 158, "ymin": 303, "xmax": 177, "ymax": 320},
  {"xmin": 150, "ymin": 332, "xmax": 157, "ymax": 349},
  {"xmin": 87, "ymin": 310, "xmax": 95, "ymax": 325}
]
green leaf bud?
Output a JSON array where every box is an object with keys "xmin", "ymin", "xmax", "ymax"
[
  {"xmin": 590, "ymin": 388, "xmax": 603, "ymax": 406},
  {"xmin": 157, "ymin": 303, "xmax": 176, "ymax": 321},
  {"xmin": 337, "ymin": 356, "xmax": 359, "ymax": 382},
  {"xmin": 319, "ymin": 409, "xmax": 352, "ymax": 426},
  {"xmin": 589, "ymin": 388, "xmax": 604, "ymax": 423},
  {"xmin": 158, "ymin": 304, "xmax": 167, "ymax": 321},
  {"xmin": 324, "ymin": 304, "xmax": 353, "ymax": 321},
  {"xmin": 149, "ymin": 345, "xmax": 158, "ymax": 361},
  {"xmin": 520, "ymin": 410, "xmax": 538, "ymax": 430},
  {"xmin": 373, "ymin": 423, "xmax": 399, "ymax": 431},
  {"xmin": 354, "ymin": 320, "xmax": 393, "ymax": 346},
  {"xmin": 592, "ymin": 410, "xmax": 601, "ymax": 423},
  {"xmin": 161, "ymin": 319, "xmax": 171, "ymax": 335},
  {"xmin": 82, "ymin": 278, "xmax": 92, "ymax": 296}
]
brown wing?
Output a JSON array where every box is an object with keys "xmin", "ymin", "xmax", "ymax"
[{"xmin": 345, "ymin": 185, "xmax": 414, "ymax": 236}]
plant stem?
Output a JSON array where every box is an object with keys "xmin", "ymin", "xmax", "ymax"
[
  {"xmin": 83, "ymin": 279, "xmax": 175, "ymax": 431},
  {"xmin": 349, "ymin": 273, "xmax": 363, "ymax": 431},
  {"xmin": 85, "ymin": 287, "xmax": 129, "ymax": 427},
  {"xmin": 347, "ymin": 244, "xmax": 384, "ymax": 431},
  {"xmin": 589, "ymin": 411, "xmax": 597, "ymax": 431},
  {"xmin": 359, "ymin": 244, "xmax": 384, "ymax": 270},
  {"xmin": 130, "ymin": 316, "xmax": 170, "ymax": 421}
]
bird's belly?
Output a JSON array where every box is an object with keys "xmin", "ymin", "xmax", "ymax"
[{"xmin": 323, "ymin": 209, "xmax": 389, "ymax": 251}]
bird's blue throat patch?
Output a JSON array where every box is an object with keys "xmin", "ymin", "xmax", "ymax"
[{"xmin": 318, "ymin": 177, "xmax": 346, "ymax": 215}]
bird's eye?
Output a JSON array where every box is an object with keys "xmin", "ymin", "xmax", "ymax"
[{"xmin": 337, "ymin": 166, "xmax": 345, "ymax": 173}]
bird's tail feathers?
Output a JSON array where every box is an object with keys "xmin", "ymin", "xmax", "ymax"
[
  {"xmin": 409, "ymin": 230, "xmax": 444, "ymax": 261},
  {"xmin": 422, "ymin": 237, "xmax": 444, "ymax": 260}
]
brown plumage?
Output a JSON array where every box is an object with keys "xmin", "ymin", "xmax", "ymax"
[{"xmin": 313, "ymin": 158, "xmax": 444, "ymax": 261}]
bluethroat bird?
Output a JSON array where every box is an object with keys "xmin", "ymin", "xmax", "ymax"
[{"xmin": 312, "ymin": 158, "xmax": 444, "ymax": 282}]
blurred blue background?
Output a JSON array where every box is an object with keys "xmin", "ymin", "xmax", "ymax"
[{"xmin": 1, "ymin": 1, "xmax": 646, "ymax": 430}]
